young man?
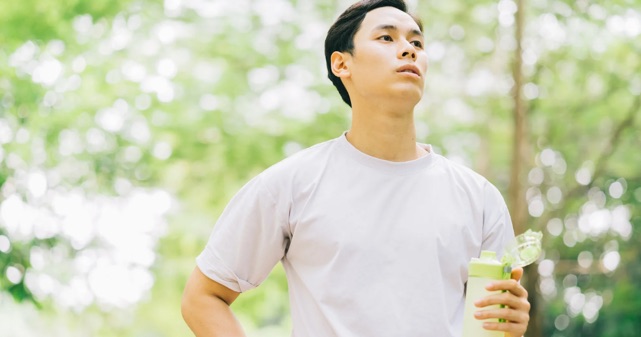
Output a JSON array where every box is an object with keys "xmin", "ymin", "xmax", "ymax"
[{"xmin": 181, "ymin": 1, "xmax": 531, "ymax": 336}]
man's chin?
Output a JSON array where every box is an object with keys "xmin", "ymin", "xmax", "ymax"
[{"xmin": 393, "ymin": 88, "xmax": 424, "ymax": 105}]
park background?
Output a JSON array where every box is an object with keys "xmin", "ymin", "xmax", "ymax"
[{"xmin": 1, "ymin": 0, "xmax": 640, "ymax": 336}]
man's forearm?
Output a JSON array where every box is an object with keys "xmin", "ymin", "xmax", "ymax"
[{"xmin": 182, "ymin": 294, "xmax": 246, "ymax": 337}]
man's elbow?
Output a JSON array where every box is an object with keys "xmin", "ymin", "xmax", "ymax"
[
  {"xmin": 181, "ymin": 291, "xmax": 192, "ymax": 323},
  {"xmin": 181, "ymin": 287, "xmax": 202, "ymax": 326}
]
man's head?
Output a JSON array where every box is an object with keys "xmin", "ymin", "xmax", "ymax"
[{"xmin": 324, "ymin": 0, "xmax": 425, "ymax": 107}]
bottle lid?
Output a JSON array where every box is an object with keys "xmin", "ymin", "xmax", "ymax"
[{"xmin": 502, "ymin": 230, "xmax": 543, "ymax": 268}]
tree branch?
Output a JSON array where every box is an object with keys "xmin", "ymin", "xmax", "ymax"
[
  {"xmin": 565, "ymin": 94, "xmax": 640, "ymax": 201},
  {"xmin": 536, "ymin": 94, "xmax": 641, "ymax": 230}
]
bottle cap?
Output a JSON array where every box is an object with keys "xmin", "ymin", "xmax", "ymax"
[{"xmin": 502, "ymin": 230, "xmax": 543, "ymax": 268}]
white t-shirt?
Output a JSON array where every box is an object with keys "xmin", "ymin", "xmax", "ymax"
[{"xmin": 197, "ymin": 133, "xmax": 515, "ymax": 337}]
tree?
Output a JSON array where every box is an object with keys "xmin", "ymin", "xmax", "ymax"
[{"xmin": 1, "ymin": 1, "xmax": 639, "ymax": 336}]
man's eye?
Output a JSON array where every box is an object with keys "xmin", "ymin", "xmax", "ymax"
[
  {"xmin": 379, "ymin": 35, "xmax": 393, "ymax": 41},
  {"xmin": 411, "ymin": 41, "xmax": 423, "ymax": 48}
]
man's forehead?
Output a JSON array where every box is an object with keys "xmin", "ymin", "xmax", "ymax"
[{"xmin": 360, "ymin": 6, "xmax": 420, "ymax": 32}]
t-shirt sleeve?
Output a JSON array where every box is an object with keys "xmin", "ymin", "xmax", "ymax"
[
  {"xmin": 196, "ymin": 174, "xmax": 290, "ymax": 293},
  {"xmin": 481, "ymin": 182, "xmax": 515, "ymax": 259}
]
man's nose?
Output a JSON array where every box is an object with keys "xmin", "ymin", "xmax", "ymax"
[
  {"xmin": 402, "ymin": 50, "xmax": 416, "ymax": 59},
  {"xmin": 399, "ymin": 41, "xmax": 417, "ymax": 60}
]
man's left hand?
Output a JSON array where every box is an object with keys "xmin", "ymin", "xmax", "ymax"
[{"xmin": 473, "ymin": 267, "xmax": 530, "ymax": 337}]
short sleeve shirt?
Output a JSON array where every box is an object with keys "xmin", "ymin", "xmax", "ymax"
[{"xmin": 197, "ymin": 133, "xmax": 515, "ymax": 337}]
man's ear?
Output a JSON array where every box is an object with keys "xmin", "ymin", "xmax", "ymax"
[{"xmin": 330, "ymin": 51, "xmax": 351, "ymax": 79}]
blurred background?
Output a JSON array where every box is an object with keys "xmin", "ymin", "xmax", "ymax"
[{"xmin": 0, "ymin": 0, "xmax": 640, "ymax": 336}]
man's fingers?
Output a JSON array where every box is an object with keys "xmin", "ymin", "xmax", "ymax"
[
  {"xmin": 475, "ymin": 307, "xmax": 530, "ymax": 336},
  {"xmin": 474, "ymin": 307, "xmax": 530, "ymax": 324},
  {"xmin": 475, "ymin": 292, "xmax": 531, "ymax": 312},
  {"xmin": 485, "ymin": 279, "xmax": 528, "ymax": 298},
  {"xmin": 511, "ymin": 267, "xmax": 523, "ymax": 281},
  {"xmin": 481, "ymin": 321, "xmax": 528, "ymax": 333}
]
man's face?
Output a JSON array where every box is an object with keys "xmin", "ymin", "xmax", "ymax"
[{"xmin": 341, "ymin": 6, "xmax": 428, "ymax": 105}]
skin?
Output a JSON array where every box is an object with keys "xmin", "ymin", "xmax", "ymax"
[
  {"xmin": 182, "ymin": 6, "xmax": 531, "ymax": 337},
  {"xmin": 331, "ymin": 7, "xmax": 429, "ymax": 161},
  {"xmin": 181, "ymin": 267, "xmax": 244, "ymax": 336}
]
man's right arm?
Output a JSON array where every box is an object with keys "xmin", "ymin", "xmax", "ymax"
[{"xmin": 181, "ymin": 266, "xmax": 246, "ymax": 337}]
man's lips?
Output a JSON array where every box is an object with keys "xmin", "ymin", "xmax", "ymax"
[{"xmin": 396, "ymin": 64, "xmax": 421, "ymax": 77}]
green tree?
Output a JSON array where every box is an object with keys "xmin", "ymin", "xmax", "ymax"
[{"xmin": 1, "ymin": 1, "xmax": 640, "ymax": 336}]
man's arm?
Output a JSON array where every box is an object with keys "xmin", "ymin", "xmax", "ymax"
[{"xmin": 181, "ymin": 266, "xmax": 246, "ymax": 337}]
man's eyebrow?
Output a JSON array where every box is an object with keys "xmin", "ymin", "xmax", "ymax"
[{"xmin": 373, "ymin": 24, "xmax": 423, "ymax": 37}]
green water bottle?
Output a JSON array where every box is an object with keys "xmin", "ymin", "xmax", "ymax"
[
  {"xmin": 462, "ymin": 250, "xmax": 508, "ymax": 337},
  {"xmin": 462, "ymin": 230, "xmax": 542, "ymax": 337}
]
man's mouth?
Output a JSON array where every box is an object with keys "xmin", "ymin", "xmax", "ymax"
[{"xmin": 397, "ymin": 65, "xmax": 421, "ymax": 77}]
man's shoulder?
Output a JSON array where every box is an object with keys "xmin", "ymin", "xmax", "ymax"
[
  {"xmin": 272, "ymin": 137, "xmax": 336, "ymax": 169},
  {"xmin": 258, "ymin": 136, "xmax": 339, "ymax": 186},
  {"xmin": 431, "ymin": 152, "xmax": 492, "ymax": 188},
  {"xmin": 434, "ymin": 154, "xmax": 508, "ymax": 205}
]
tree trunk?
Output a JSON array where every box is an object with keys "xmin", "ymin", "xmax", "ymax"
[
  {"xmin": 509, "ymin": 1, "xmax": 528, "ymax": 235},
  {"xmin": 508, "ymin": 0, "xmax": 542, "ymax": 336}
]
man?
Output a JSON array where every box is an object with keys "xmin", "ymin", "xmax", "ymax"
[{"xmin": 181, "ymin": 1, "xmax": 531, "ymax": 336}]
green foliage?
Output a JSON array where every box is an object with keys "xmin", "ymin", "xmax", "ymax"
[
  {"xmin": 0, "ymin": 0, "xmax": 640, "ymax": 336},
  {"xmin": 0, "ymin": 0, "xmax": 133, "ymax": 47}
]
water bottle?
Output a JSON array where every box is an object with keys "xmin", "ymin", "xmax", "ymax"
[
  {"xmin": 462, "ymin": 230, "xmax": 543, "ymax": 337},
  {"xmin": 462, "ymin": 250, "xmax": 508, "ymax": 337}
]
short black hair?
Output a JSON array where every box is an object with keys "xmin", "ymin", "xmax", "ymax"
[{"xmin": 324, "ymin": 0, "xmax": 423, "ymax": 107}]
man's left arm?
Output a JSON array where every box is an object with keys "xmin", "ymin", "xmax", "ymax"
[{"xmin": 472, "ymin": 267, "xmax": 531, "ymax": 337}]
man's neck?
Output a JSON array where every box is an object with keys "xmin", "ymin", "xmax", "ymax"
[{"xmin": 346, "ymin": 100, "xmax": 426, "ymax": 162}]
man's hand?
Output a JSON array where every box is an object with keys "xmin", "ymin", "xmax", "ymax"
[{"xmin": 473, "ymin": 267, "xmax": 530, "ymax": 337}]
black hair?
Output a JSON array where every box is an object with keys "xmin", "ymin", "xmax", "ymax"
[{"xmin": 324, "ymin": 0, "xmax": 423, "ymax": 107}]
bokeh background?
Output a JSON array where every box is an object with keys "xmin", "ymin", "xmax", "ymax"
[{"xmin": 1, "ymin": 0, "xmax": 640, "ymax": 336}]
